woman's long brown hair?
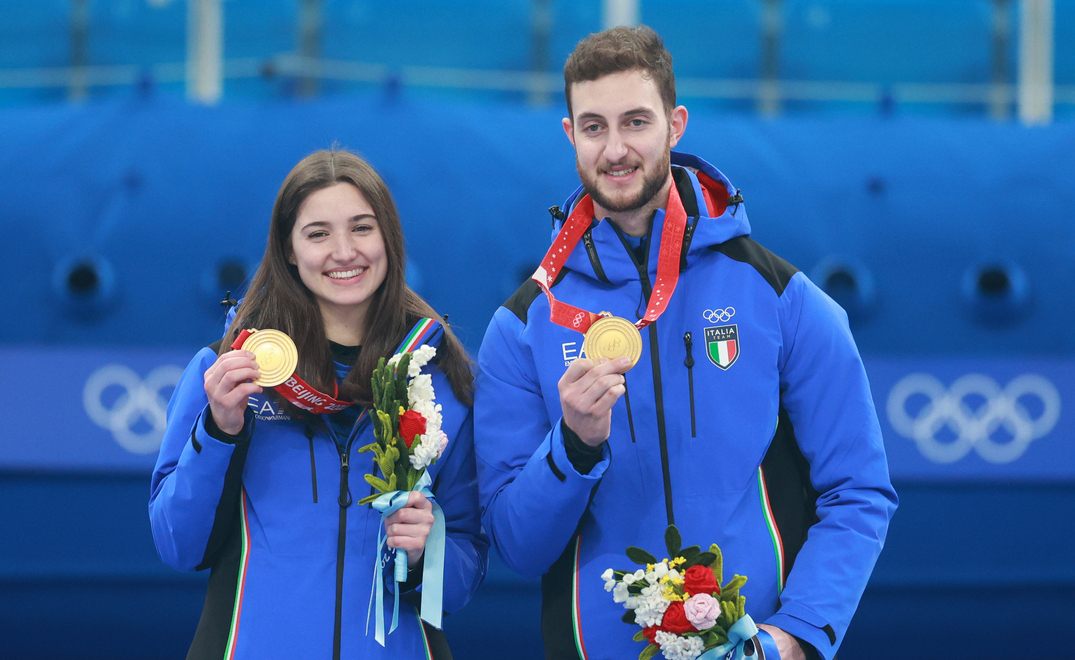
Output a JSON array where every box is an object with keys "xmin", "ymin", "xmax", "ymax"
[{"xmin": 221, "ymin": 149, "xmax": 473, "ymax": 412}]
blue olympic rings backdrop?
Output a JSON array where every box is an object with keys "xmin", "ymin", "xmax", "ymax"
[
  {"xmin": 0, "ymin": 346, "xmax": 190, "ymax": 472},
  {"xmin": 0, "ymin": 347, "xmax": 1070, "ymax": 482}
]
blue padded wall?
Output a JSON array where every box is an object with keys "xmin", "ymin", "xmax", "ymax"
[{"xmin": 1, "ymin": 94, "xmax": 1072, "ymax": 659}]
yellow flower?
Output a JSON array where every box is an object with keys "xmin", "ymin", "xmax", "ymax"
[{"xmin": 663, "ymin": 586, "xmax": 686, "ymax": 602}]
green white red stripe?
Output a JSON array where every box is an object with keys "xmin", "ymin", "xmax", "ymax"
[
  {"xmin": 416, "ymin": 609, "xmax": 433, "ymax": 659},
  {"xmin": 757, "ymin": 466, "xmax": 785, "ymax": 593},
  {"xmin": 224, "ymin": 488, "xmax": 252, "ymax": 659},
  {"xmin": 396, "ymin": 318, "xmax": 440, "ymax": 354},
  {"xmin": 571, "ymin": 535, "xmax": 589, "ymax": 659}
]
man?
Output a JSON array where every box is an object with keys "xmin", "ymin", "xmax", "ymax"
[{"xmin": 475, "ymin": 26, "xmax": 896, "ymax": 660}]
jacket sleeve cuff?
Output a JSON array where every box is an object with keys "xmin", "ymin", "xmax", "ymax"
[
  {"xmin": 200, "ymin": 406, "xmax": 253, "ymax": 447},
  {"xmin": 764, "ymin": 608, "xmax": 838, "ymax": 660},
  {"xmin": 550, "ymin": 417, "xmax": 609, "ymax": 481},
  {"xmin": 561, "ymin": 419, "xmax": 606, "ymax": 475}
]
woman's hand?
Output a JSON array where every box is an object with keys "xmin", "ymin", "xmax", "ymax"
[
  {"xmin": 203, "ymin": 350, "xmax": 263, "ymax": 435},
  {"xmin": 385, "ymin": 491, "xmax": 435, "ymax": 567}
]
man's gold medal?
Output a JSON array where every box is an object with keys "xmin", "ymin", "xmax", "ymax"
[
  {"xmin": 241, "ymin": 329, "xmax": 299, "ymax": 387},
  {"xmin": 582, "ymin": 315, "xmax": 642, "ymax": 370}
]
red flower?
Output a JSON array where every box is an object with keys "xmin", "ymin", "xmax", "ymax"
[
  {"xmin": 642, "ymin": 626, "xmax": 659, "ymax": 644},
  {"xmin": 660, "ymin": 601, "xmax": 694, "ymax": 635},
  {"xmin": 683, "ymin": 565, "xmax": 719, "ymax": 597},
  {"xmin": 398, "ymin": 409, "xmax": 427, "ymax": 448}
]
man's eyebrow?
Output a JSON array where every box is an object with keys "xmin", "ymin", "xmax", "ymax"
[
  {"xmin": 575, "ymin": 111, "xmax": 606, "ymax": 123},
  {"xmin": 621, "ymin": 107, "xmax": 656, "ymax": 119}
]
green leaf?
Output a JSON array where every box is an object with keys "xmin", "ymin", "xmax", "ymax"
[
  {"xmin": 626, "ymin": 547, "xmax": 658, "ymax": 566},
  {"xmin": 665, "ymin": 525, "xmax": 682, "ymax": 558},
  {"xmin": 363, "ymin": 474, "xmax": 391, "ymax": 492},
  {"xmin": 621, "ymin": 609, "xmax": 636, "ymax": 625},
  {"xmin": 720, "ymin": 574, "xmax": 747, "ymax": 602},
  {"xmin": 679, "ymin": 545, "xmax": 701, "ymax": 559},
  {"xmin": 685, "ymin": 551, "xmax": 716, "ymax": 568},
  {"xmin": 709, "ymin": 543, "xmax": 724, "ymax": 586},
  {"xmin": 632, "ymin": 630, "xmax": 648, "ymax": 643},
  {"xmin": 357, "ymin": 493, "xmax": 381, "ymax": 506},
  {"xmin": 639, "ymin": 643, "xmax": 660, "ymax": 660}
]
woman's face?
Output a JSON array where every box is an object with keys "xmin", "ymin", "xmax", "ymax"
[{"xmin": 288, "ymin": 182, "xmax": 388, "ymax": 339}]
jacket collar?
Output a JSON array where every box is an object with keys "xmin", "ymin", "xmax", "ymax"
[{"xmin": 555, "ymin": 152, "xmax": 750, "ymax": 286}]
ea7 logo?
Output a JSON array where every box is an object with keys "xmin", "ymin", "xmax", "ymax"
[{"xmin": 704, "ymin": 325, "xmax": 739, "ymax": 370}]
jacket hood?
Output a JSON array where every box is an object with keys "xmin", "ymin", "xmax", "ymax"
[{"xmin": 552, "ymin": 152, "xmax": 750, "ymax": 286}]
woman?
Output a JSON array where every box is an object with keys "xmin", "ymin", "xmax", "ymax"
[{"xmin": 150, "ymin": 149, "xmax": 487, "ymax": 660}]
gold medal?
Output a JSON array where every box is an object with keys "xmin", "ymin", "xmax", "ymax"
[
  {"xmin": 241, "ymin": 329, "xmax": 298, "ymax": 387},
  {"xmin": 583, "ymin": 315, "xmax": 642, "ymax": 369}
]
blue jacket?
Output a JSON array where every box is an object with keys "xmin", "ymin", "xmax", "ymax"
[
  {"xmin": 150, "ymin": 321, "xmax": 488, "ymax": 660},
  {"xmin": 475, "ymin": 153, "xmax": 897, "ymax": 660}
]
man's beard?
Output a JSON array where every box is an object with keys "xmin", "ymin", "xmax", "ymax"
[{"xmin": 577, "ymin": 148, "xmax": 671, "ymax": 214}]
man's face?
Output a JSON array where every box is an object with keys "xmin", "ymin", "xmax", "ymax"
[{"xmin": 563, "ymin": 69, "xmax": 685, "ymax": 217}]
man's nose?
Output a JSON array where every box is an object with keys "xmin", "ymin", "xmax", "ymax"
[{"xmin": 604, "ymin": 128, "xmax": 629, "ymax": 161}]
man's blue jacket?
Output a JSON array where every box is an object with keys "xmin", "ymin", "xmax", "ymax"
[{"xmin": 475, "ymin": 152, "xmax": 897, "ymax": 660}]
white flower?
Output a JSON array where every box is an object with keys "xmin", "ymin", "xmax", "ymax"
[
  {"xmin": 623, "ymin": 573, "xmax": 637, "ymax": 586},
  {"xmin": 631, "ymin": 583, "xmax": 670, "ymax": 628},
  {"xmin": 653, "ymin": 632, "xmax": 704, "ymax": 660},
  {"xmin": 634, "ymin": 569, "xmax": 646, "ymax": 580},
  {"xmin": 407, "ymin": 345, "xmax": 436, "ymax": 376},
  {"xmin": 654, "ymin": 562, "xmax": 669, "ymax": 579},
  {"xmin": 408, "ymin": 432, "xmax": 443, "ymax": 470},
  {"xmin": 408, "ymin": 374, "xmax": 436, "ymax": 407},
  {"xmin": 601, "ymin": 568, "xmax": 614, "ymax": 581},
  {"xmin": 612, "ymin": 582, "xmax": 630, "ymax": 603}
]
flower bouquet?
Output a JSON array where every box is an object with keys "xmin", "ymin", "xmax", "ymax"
[
  {"xmin": 358, "ymin": 343, "xmax": 448, "ymax": 644},
  {"xmin": 603, "ymin": 525, "xmax": 761, "ymax": 660},
  {"xmin": 358, "ymin": 344, "xmax": 447, "ymax": 504}
]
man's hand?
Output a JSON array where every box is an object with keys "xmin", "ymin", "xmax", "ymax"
[
  {"xmin": 385, "ymin": 491, "xmax": 435, "ymax": 567},
  {"xmin": 757, "ymin": 624, "xmax": 807, "ymax": 660},
  {"xmin": 558, "ymin": 356, "xmax": 631, "ymax": 446},
  {"xmin": 203, "ymin": 350, "xmax": 263, "ymax": 435}
]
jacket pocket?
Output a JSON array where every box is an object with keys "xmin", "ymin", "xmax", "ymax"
[{"xmin": 683, "ymin": 332, "xmax": 697, "ymax": 438}]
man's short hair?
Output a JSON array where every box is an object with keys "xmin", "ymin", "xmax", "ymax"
[{"xmin": 563, "ymin": 25, "xmax": 676, "ymax": 118}]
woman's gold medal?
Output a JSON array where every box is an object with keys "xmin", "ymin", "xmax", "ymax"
[
  {"xmin": 582, "ymin": 315, "xmax": 642, "ymax": 370},
  {"xmin": 241, "ymin": 329, "xmax": 299, "ymax": 387}
]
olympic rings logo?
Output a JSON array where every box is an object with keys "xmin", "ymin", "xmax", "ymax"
[
  {"xmin": 886, "ymin": 373, "xmax": 1060, "ymax": 464},
  {"xmin": 703, "ymin": 307, "xmax": 735, "ymax": 323},
  {"xmin": 83, "ymin": 364, "xmax": 184, "ymax": 455},
  {"xmin": 572, "ymin": 312, "xmax": 586, "ymax": 328}
]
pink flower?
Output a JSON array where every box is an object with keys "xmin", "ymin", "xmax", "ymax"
[{"xmin": 683, "ymin": 593, "xmax": 721, "ymax": 631}]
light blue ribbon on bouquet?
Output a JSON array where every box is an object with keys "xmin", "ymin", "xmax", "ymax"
[
  {"xmin": 698, "ymin": 614, "xmax": 760, "ymax": 660},
  {"xmin": 366, "ymin": 471, "xmax": 446, "ymax": 646}
]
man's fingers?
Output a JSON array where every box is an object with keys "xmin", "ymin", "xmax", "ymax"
[{"xmin": 560, "ymin": 357, "xmax": 596, "ymax": 385}]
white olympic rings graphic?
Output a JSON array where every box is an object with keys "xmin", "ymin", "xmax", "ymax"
[
  {"xmin": 703, "ymin": 307, "xmax": 735, "ymax": 323},
  {"xmin": 572, "ymin": 312, "xmax": 586, "ymax": 328},
  {"xmin": 83, "ymin": 364, "xmax": 184, "ymax": 455},
  {"xmin": 886, "ymin": 373, "xmax": 1060, "ymax": 464}
]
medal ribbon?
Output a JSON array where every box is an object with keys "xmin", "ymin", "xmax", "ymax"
[
  {"xmin": 231, "ymin": 329, "xmax": 355, "ymax": 414},
  {"xmin": 531, "ymin": 179, "xmax": 689, "ymax": 334}
]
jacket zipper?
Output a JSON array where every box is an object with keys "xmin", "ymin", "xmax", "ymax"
[
  {"xmin": 628, "ymin": 243, "xmax": 676, "ymax": 527},
  {"xmin": 306, "ymin": 426, "xmax": 318, "ymax": 503},
  {"xmin": 683, "ymin": 332, "xmax": 697, "ymax": 438},
  {"xmin": 333, "ymin": 444, "xmax": 351, "ymax": 660}
]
